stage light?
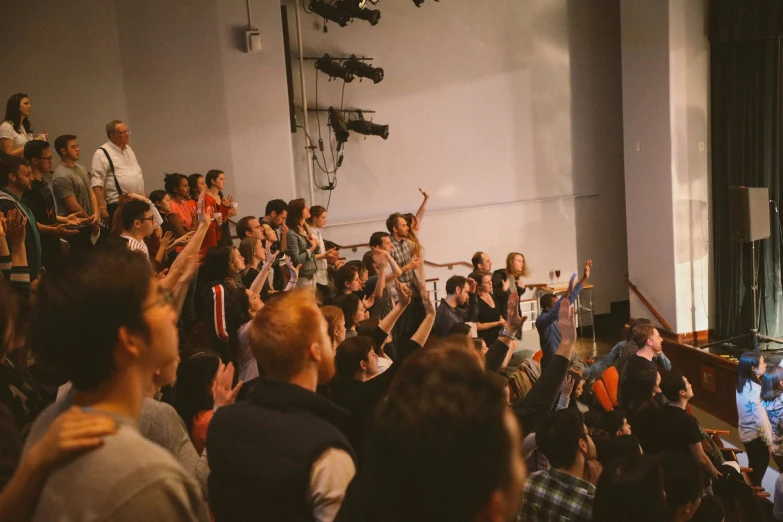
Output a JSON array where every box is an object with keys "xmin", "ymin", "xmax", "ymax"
[
  {"xmin": 309, "ymin": 0, "xmax": 351, "ymax": 26},
  {"xmin": 347, "ymin": 111, "xmax": 389, "ymax": 139},
  {"xmin": 413, "ymin": 0, "xmax": 439, "ymax": 6},
  {"xmin": 315, "ymin": 54, "xmax": 355, "ymax": 82},
  {"xmin": 337, "ymin": 0, "xmax": 381, "ymax": 25},
  {"xmin": 343, "ymin": 55, "xmax": 384, "ymax": 84},
  {"xmin": 328, "ymin": 107, "xmax": 350, "ymax": 145}
]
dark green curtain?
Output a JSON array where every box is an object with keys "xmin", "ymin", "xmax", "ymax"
[{"xmin": 711, "ymin": 26, "xmax": 783, "ymax": 339}]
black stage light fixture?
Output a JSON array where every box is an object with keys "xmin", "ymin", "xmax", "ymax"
[
  {"xmin": 413, "ymin": 0, "xmax": 439, "ymax": 6},
  {"xmin": 315, "ymin": 54, "xmax": 355, "ymax": 82},
  {"xmin": 347, "ymin": 110, "xmax": 389, "ymax": 139},
  {"xmin": 309, "ymin": 0, "xmax": 351, "ymax": 26},
  {"xmin": 337, "ymin": 0, "xmax": 381, "ymax": 25},
  {"xmin": 328, "ymin": 107, "xmax": 350, "ymax": 145},
  {"xmin": 344, "ymin": 55, "xmax": 384, "ymax": 83}
]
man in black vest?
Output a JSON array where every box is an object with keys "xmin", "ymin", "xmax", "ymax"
[{"xmin": 207, "ymin": 288, "xmax": 355, "ymax": 521}]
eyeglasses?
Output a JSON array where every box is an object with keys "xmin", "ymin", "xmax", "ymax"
[
  {"xmin": 143, "ymin": 286, "xmax": 175, "ymax": 311},
  {"xmin": 112, "ymin": 130, "xmax": 131, "ymax": 136},
  {"xmin": 137, "ymin": 216, "xmax": 154, "ymax": 222},
  {"xmin": 40, "ymin": 156, "xmax": 53, "ymax": 161}
]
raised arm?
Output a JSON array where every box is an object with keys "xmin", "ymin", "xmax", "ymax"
[
  {"xmin": 378, "ymin": 281, "xmax": 412, "ymax": 334},
  {"xmin": 249, "ymin": 243, "xmax": 279, "ymax": 294},
  {"xmin": 410, "ymin": 282, "xmax": 437, "ymax": 347},
  {"xmin": 414, "ymin": 188, "xmax": 429, "ymax": 226}
]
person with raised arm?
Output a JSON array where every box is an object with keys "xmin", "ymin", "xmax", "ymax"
[{"xmin": 535, "ymin": 260, "xmax": 592, "ymax": 370}]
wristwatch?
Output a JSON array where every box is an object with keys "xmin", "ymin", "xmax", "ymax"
[{"xmin": 499, "ymin": 327, "xmax": 515, "ymax": 338}]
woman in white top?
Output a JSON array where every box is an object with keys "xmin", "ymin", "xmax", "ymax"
[
  {"xmin": 736, "ymin": 351, "xmax": 773, "ymax": 486},
  {"xmin": 306, "ymin": 205, "xmax": 339, "ymax": 289},
  {"xmin": 0, "ymin": 93, "xmax": 43, "ymax": 157}
]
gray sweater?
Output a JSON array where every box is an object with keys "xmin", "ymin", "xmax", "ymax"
[
  {"xmin": 24, "ymin": 395, "xmax": 208, "ymax": 522},
  {"xmin": 138, "ymin": 398, "xmax": 210, "ymax": 499}
]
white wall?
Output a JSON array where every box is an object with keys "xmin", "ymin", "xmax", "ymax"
[
  {"xmin": 0, "ymin": 0, "xmax": 629, "ymax": 315},
  {"xmin": 621, "ymin": 0, "xmax": 710, "ymax": 333},
  {"xmin": 288, "ymin": 0, "xmax": 627, "ymax": 313}
]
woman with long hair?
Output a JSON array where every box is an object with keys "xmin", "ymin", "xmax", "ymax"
[
  {"xmin": 174, "ymin": 352, "xmax": 221, "ymax": 455},
  {"xmin": 307, "ymin": 205, "xmax": 339, "ymax": 295},
  {"xmin": 505, "ymin": 252, "xmax": 530, "ymax": 297},
  {"xmin": 472, "ymin": 270, "xmax": 506, "ymax": 345},
  {"xmin": 737, "ymin": 351, "xmax": 773, "ymax": 485},
  {"xmin": 624, "ymin": 369, "xmax": 662, "ymax": 455},
  {"xmin": 0, "ymin": 93, "xmax": 43, "ymax": 157},
  {"xmin": 185, "ymin": 173, "xmax": 220, "ymax": 255},
  {"xmin": 285, "ymin": 198, "xmax": 318, "ymax": 288},
  {"xmin": 205, "ymin": 169, "xmax": 236, "ymax": 246},
  {"xmin": 761, "ymin": 366, "xmax": 783, "ymax": 470},
  {"xmin": 334, "ymin": 293, "xmax": 368, "ymax": 339}
]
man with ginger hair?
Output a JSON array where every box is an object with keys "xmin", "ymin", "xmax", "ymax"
[{"xmin": 206, "ymin": 289, "xmax": 356, "ymax": 521}]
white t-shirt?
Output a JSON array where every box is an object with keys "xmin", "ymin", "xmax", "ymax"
[
  {"xmin": 91, "ymin": 141, "xmax": 145, "ymax": 204},
  {"xmin": 0, "ymin": 121, "xmax": 32, "ymax": 151},
  {"xmin": 312, "ymin": 227, "xmax": 329, "ymax": 285}
]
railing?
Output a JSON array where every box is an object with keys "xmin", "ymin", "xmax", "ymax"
[{"xmin": 624, "ymin": 275, "xmax": 672, "ymax": 331}]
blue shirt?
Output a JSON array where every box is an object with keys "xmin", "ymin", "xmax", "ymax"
[{"xmin": 535, "ymin": 282, "xmax": 583, "ymax": 369}]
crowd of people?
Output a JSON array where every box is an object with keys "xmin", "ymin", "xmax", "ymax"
[{"xmin": 0, "ymin": 90, "xmax": 776, "ymax": 521}]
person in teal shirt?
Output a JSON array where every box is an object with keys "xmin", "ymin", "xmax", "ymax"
[{"xmin": 0, "ymin": 155, "xmax": 42, "ymax": 281}]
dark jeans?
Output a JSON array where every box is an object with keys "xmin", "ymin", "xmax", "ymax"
[{"xmin": 743, "ymin": 437, "xmax": 770, "ymax": 486}]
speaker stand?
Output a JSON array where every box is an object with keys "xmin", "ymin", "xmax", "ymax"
[{"xmin": 701, "ymin": 240, "xmax": 783, "ymax": 352}]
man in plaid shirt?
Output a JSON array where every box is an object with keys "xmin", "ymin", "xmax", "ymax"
[
  {"xmin": 386, "ymin": 212, "xmax": 423, "ymax": 341},
  {"xmin": 519, "ymin": 409, "xmax": 600, "ymax": 522}
]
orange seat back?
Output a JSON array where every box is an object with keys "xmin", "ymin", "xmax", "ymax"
[
  {"xmin": 532, "ymin": 351, "xmax": 543, "ymax": 363},
  {"xmin": 602, "ymin": 366, "xmax": 620, "ymax": 407},
  {"xmin": 593, "ymin": 380, "xmax": 614, "ymax": 411}
]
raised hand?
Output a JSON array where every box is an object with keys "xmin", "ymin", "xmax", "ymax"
[
  {"xmin": 558, "ymin": 299, "xmax": 577, "ymax": 349},
  {"xmin": 419, "ymin": 188, "xmax": 429, "ymax": 199},
  {"xmin": 396, "ymin": 281, "xmax": 412, "ymax": 307},
  {"xmin": 211, "ymin": 362, "xmax": 243, "ymax": 409},
  {"xmin": 363, "ymin": 294, "xmax": 376, "ymax": 310},
  {"xmin": 285, "ymin": 255, "xmax": 301, "ymax": 281},
  {"xmin": 581, "ymin": 260, "xmax": 592, "ymax": 282},
  {"xmin": 5, "ymin": 209, "xmax": 27, "ymax": 245},
  {"xmin": 263, "ymin": 246, "xmax": 281, "ymax": 271},
  {"xmin": 198, "ymin": 203, "xmax": 214, "ymax": 225},
  {"xmin": 222, "ymin": 195, "xmax": 234, "ymax": 207},
  {"xmin": 421, "ymin": 282, "xmax": 436, "ymax": 315},
  {"xmin": 171, "ymin": 231, "xmax": 195, "ymax": 248},
  {"xmin": 409, "ymin": 256, "xmax": 423, "ymax": 270},
  {"xmin": 160, "ymin": 231, "xmax": 173, "ymax": 250},
  {"xmin": 466, "ymin": 277, "xmax": 478, "ymax": 294},
  {"xmin": 561, "ymin": 374, "xmax": 575, "ymax": 397},
  {"xmin": 325, "ymin": 248, "xmax": 340, "ymax": 263}
]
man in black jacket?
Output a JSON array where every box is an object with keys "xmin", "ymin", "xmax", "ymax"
[{"xmin": 207, "ymin": 288, "xmax": 356, "ymax": 521}]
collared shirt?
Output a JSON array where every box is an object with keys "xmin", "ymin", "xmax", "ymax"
[
  {"xmin": 390, "ymin": 236, "xmax": 418, "ymax": 289},
  {"xmin": 121, "ymin": 235, "xmax": 150, "ymax": 260},
  {"xmin": 90, "ymin": 141, "xmax": 145, "ymax": 204},
  {"xmin": 519, "ymin": 467, "xmax": 596, "ymax": 522}
]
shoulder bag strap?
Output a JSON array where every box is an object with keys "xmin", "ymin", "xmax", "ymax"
[{"xmin": 99, "ymin": 147, "xmax": 123, "ymax": 196}]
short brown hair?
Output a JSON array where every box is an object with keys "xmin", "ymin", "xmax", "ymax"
[
  {"xmin": 630, "ymin": 323, "xmax": 655, "ymax": 349},
  {"xmin": 249, "ymin": 288, "xmax": 325, "ymax": 380}
]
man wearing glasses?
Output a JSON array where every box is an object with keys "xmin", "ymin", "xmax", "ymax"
[
  {"xmin": 91, "ymin": 120, "xmax": 146, "ymax": 224},
  {"xmin": 120, "ymin": 198, "xmax": 157, "ymax": 260}
]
